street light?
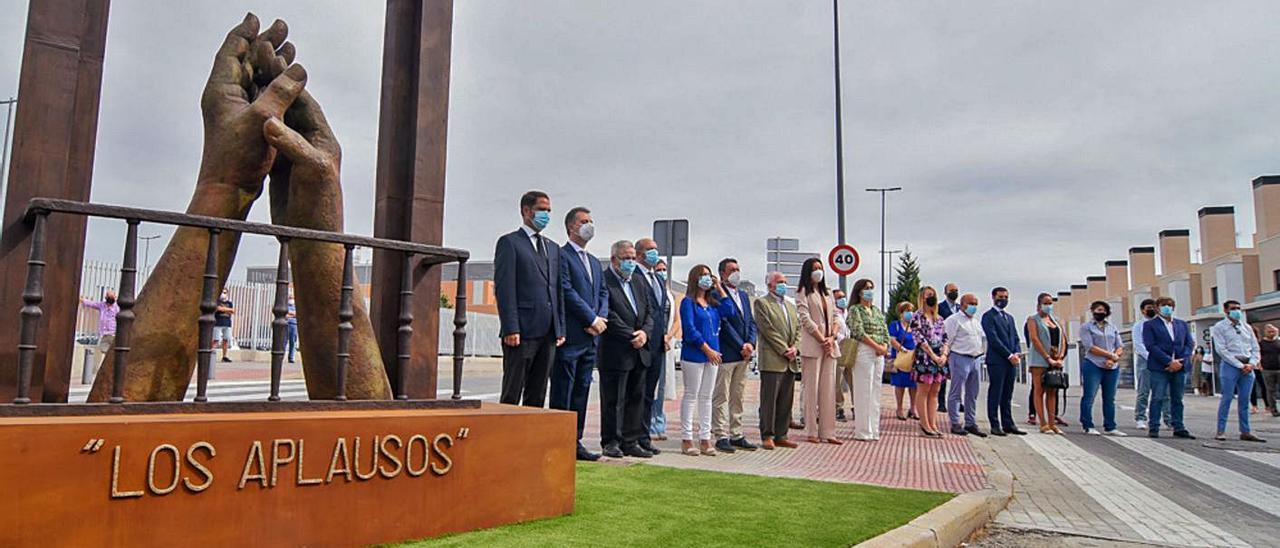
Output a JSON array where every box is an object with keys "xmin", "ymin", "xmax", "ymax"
[
  {"xmin": 0, "ymin": 97, "xmax": 16, "ymax": 207},
  {"xmin": 140, "ymin": 234, "xmax": 161, "ymax": 282},
  {"xmin": 866, "ymin": 187, "xmax": 902, "ymax": 310},
  {"xmin": 831, "ymin": 0, "xmax": 848, "ymax": 291}
]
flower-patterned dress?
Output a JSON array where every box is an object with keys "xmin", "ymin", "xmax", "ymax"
[{"xmin": 910, "ymin": 312, "xmax": 950, "ymax": 384}]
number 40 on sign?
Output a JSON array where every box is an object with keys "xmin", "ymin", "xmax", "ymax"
[{"xmin": 828, "ymin": 244, "xmax": 860, "ymax": 276}]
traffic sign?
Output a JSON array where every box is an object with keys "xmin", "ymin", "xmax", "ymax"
[{"xmin": 828, "ymin": 244, "xmax": 860, "ymax": 276}]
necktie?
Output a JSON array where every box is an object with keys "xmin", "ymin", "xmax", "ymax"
[
  {"xmin": 535, "ymin": 235, "xmax": 546, "ymax": 261},
  {"xmin": 579, "ymin": 250, "xmax": 592, "ymax": 282},
  {"xmin": 650, "ymin": 272, "xmax": 662, "ymax": 304}
]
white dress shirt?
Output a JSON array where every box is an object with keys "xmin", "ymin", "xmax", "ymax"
[
  {"xmin": 944, "ymin": 311, "xmax": 986, "ymax": 357},
  {"xmin": 834, "ymin": 309, "xmax": 850, "ymax": 341},
  {"xmin": 1132, "ymin": 317, "xmax": 1151, "ymax": 360},
  {"xmin": 1211, "ymin": 318, "xmax": 1261, "ymax": 370},
  {"xmin": 520, "ymin": 224, "xmax": 542, "ymax": 253},
  {"xmin": 568, "ymin": 240, "xmax": 592, "ymax": 282}
]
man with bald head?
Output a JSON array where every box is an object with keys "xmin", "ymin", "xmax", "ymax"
[
  {"xmin": 753, "ymin": 272, "xmax": 802, "ymax": 449},
  {"xmin": 634, "ymin": 237, "xmax": 670, "ymax": 452},
  {"xmin": 937, "ymin": 283, "xmax": 962, "ymax": 413},
  {"xmin": 944, "ymin": 293, "xmax": 988, "ymax": 436}
]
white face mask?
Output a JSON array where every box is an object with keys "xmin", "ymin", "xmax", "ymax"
[
  {"xmin": 577, "ymin": 222, "xmax": 595, "ymax": 242},
  {"xmin": 810, "ymin": 269, "xmax": 824, "ymax": 283},
  {"xmin": 727, "ymin": 271, "xmax": 741, "ymax": 286}
]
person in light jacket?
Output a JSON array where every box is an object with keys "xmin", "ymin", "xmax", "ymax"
[{"xmin": 796, "ymin": 258, "xmax": 842, "ymax": 445}]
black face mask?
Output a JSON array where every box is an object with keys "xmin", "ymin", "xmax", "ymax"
[
  {"xmin": 946, "ymin": 290, "xmax": 959, "ymax": 301},
  {"xmin": 1093, "ymin": 312, "xmax": 1108, "ymax": 322},
  {"xmin": 105, "ymin": 297, "xmax": 116, "ymax": 305},
  {"xmin": 925, "ymin": 295, "xmax": 938, "ymax": 307},
  {"xmin": 1143, "ymin": 309, "xmax": 1156, "ymax": 319}
]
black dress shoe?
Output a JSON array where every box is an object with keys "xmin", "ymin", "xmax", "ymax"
[
  {"xmin": 576, "ymin": 446, "xmax": 601, "ymax": 461},
  {"xmin": 730, "ymin": 437, "xmax": 758, "ymax": 451},
  {"xmin": 622, "ymin": 445, "xmax": 653, "ymax": 458},
  {"xmin": 601, "ymin": 444, "xmax": 624, "ymax": 459},
  {"xmin": 714, "ymin": 438, "xmax": 737, "ymax": 453},
  {"xmin": 965, "ymin": 425, "xmax": 988, "ymax": 438},
  {"xmin": 836, "ymin": 409, "xmax": 848, "ymax": 422},
  {"xmin": 1148, "ymin": 431, "xmax": 1160, "ymax": 438},
  {"xmin": 1004, "ymin": 428, "xmax": 1028, "ymax": 436},
  {"xmin": 950, "ymin": 427, "xmax": 969, "ymax": 436},
  {"xmin": 1240, "ymin": 433, "xmax": 1267, "ymax": 443},
  {"xmin": 1173, "ymin": 430, "xmax": 1196, "ymax": 440},
  {"xmin": 989, "ymin": 429, "xmax": 1007, "ymax": 437},
  {"xmin": 639, "ymin": 440, "xmax": 662, "ymax": 455}
]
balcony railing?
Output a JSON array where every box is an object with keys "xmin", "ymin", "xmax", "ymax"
[{"xmin": 4, "ymin": 198, "xmax": 474, "ymax": 415}]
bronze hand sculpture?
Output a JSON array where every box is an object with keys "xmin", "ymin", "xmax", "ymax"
[{"xmin": 90, "ymin": 14, "xmax": 391, "ymax": 401}]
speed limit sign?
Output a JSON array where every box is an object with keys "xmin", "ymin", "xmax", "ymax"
[{"xmin": 828, "ymin": 244, "xmax": 860, "ymax": 276}]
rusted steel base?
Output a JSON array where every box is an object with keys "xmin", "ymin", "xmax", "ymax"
[{"xmin": 0, "ymin": 403, "xmax": 575, "ymax": 547}]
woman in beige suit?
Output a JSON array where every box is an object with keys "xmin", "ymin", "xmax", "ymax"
[{"xmin": 797, "ymin": 257, "xmax": 842, "ymax": 444}]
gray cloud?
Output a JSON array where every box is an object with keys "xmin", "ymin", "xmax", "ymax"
[{"xmin": 2, "ymin": 0, "xmax": 1276, "ymax": 321}]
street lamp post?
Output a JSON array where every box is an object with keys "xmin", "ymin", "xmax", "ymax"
[
  {"xmin": 140, "ymin": 234, "xmax": 161, "ymax": 282},
  {"xmin": 0, "ymin": 97, "xmax": 16, "ymax": 207},
  {"xmin": 832, "ymin": 0, "xmax": 848, "ymax": 291},
  {"xmin": 882, "ymin": 249, "xmax": 902, "ymax": 298},
  {"xmin": 866, "ymin": 187, "xmax": 901, "ymax": 311}
]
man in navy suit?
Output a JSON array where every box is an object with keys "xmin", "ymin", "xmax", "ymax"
[
  {"xmin": 554, "ymin": 207, "xmax": 608, "ymax": 461},
  {"xmin": 634, "ymin": 238, "xmax": 670, "ymax": 454},
  {"xmin": 494, "ymin": 190, "xmax": 565, "ymax": 407},
  {"xmin": 982, "ymin": 287, "xmax": 1027, "ymax": 436},
  {"xmin": 937, "ymin": 283, "xmax": 961, "ymax": 413},
  {"xmin": 712, "ymin": 258, "xmax": 759, "ymax": 453},
  {"xmin": 598, "ymin": 240, "xmax": 655, "ymax": 459},
  {"xmin": 1142, "ymin": 296, "xmax": 1197, "ymax": 439}
]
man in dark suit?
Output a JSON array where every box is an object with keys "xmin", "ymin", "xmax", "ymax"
[
  {"xmin": 493, "ymin": 190, "xmax": 565, "ymax": 407},
  {"xmin": 634, "ymin": 238, "xmax": 669, "ymax": 454},
  {"xmin": 937, "ymin": 283, "xmax": 961, "ymax": 413},
  {"xmin": 598, "ymin": 240, "xmax": 654, "ymax": 459},
  {"xmin": 554, "ymin": 207, "xmax": 608, "ymax": 461},
  {"xmin": 1142, "ymin": 296, "xmax": 1197, "ymax": 439},
  {"xmin": 982, "ymin": 287, "xmax": 1026, "ymax": 436},
  {"xmin": 713, "ymin": 257, "xmax": 759, "ymax": 453}
]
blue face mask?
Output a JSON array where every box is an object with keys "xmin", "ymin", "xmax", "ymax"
[
  {"xmin": 1159, "ymin": 305, "xmax": 1174, "ymax": 318},
  {"xmin": 1041, "ymin": 304, "xmax": 1053, "ymax": 315},
  {"xmin": 643, "ymin": 249, "xmax": 660, "ymax": 266},
  {"xmin": 656, "ymin": 271, "xmax": 667, "ymax": 283},
  {"xmin": 530, "ymin": 210, "xmax": 551, "ymax": 231},
  {"xmin": 902, "ymin": 311, "xmax": 915, "ymax": 323},
  {"xmin": 698, "ymin": 275, "xmax": 713, "ymax": 290},
  {"xmin": 619, "ymin": 259, "xmax": 637, "ymax": 277},
  {"xmin": 835, "ymin": 297, "xmax": 848, "ymax": 309},
  {"xmin": 774, "ymin": 283, "xmax": 788, "ymax": 297},
  {"xmin": 965, "ymin": 304, "xmax": 979, "ymax": 317},
  {"xmin": 862, "ymin": 290, "xmax": 875, "ymax": 303},
  {"xmin": 1228, "ymin": 309, "xmax": 1243, "ymax": 321}
]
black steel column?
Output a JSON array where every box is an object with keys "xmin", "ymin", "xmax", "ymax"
[{"xmin": 108, "ymin": 219, "xmax": 138, "ymax": 403}]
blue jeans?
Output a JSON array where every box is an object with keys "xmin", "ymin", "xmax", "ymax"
[
  {"xmin": 1217, "ymin": 365, "xmax": 1255, "ymax": 434},
  {"xmin": 286, "ymin": 322, "xmax": 298, "ymax": 361},
  {"xmin": 550, "ymin": 340, "xmax": 596, "ymax": 442},
  {"xmin": 1080, "ymin": 361, "xmax": 1119, "ymax": 431},
  {"xmin": 1133, "ymin": 357, "xmax": 1171, "ymax": 424},
  {"xmin": 948, "ymin": 354, "xmax": 982, "ymax": 429},
  {"xmin": 1147, "ymin": 368, "xmax": 1187, "ymax": 434},
  {"xmin": 650, "ymin": 356, "xmax": 667, "ymax": 435}
]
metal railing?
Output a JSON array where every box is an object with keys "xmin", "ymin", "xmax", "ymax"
[{"xmin": 9, "ymin": 198, "xmax": 472, "ymax": 409}]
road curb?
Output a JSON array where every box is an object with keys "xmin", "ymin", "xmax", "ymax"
[{"xmin": 857, "ymin": 436, "xmax": 1014, "ymax": 547}]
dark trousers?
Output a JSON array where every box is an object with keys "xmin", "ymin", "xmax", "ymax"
[
  {"xmin": 759, "ymin": 370, "xmax": 796, "ymax": 440},
  {"xmin": 641, "ymin": 345, "xmax": 665, "ymax": 440},
  {"xmin": 986, "ymin": 361, "xmax": 1017, "ymax": 432},
  {"xmin": 599, "ymin": 364, "xmax": 647, "ymax": 449},
  {"xmin": 937, "ymin": 379, "xmax": 948, "ymax": 410},
  {"xmin": 550, "ymin": 340, "xmax": 596, "ymax": 441},
  {"xmin": 1252, "ymin": 370, "xmax": 1272, "ymax": 409},
  {"xmin": 500, "ymin": 333, "xmax": 556, "ymax": 407}
]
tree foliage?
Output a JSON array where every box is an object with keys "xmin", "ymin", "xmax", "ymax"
[{"xmin": 886, "ymin": 251, "xmax": 921, "ymax": 322}]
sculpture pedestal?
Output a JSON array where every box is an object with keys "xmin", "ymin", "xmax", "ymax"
[{"xmin": 0, "ymin": 403, "xmax": 575, "ymax": 546}]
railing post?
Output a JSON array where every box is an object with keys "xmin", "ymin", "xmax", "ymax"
[
  {"xmin": 81, "ymin": 346, "xmax": 95, "ymax": 385},
  {"xmin": 335, "ymin": 244, "xmax": 355, "ymax": 401},
  {"xmin": 396, "ymin": 252, "xmax": 415, "ymax": 400},
  {"xmin": 268, "ymin": 238, "xmax": 290, "ymax": 401},
  {"xmin": 14, "ymin": 212, "xmax": 48, "ymax": 404},
  {"xmin": 108, "ymin": 219, "xmax": 140, "ymax": 403},
  {"xmin": 452, "ymin": 259, "xmax": 468, "ymax": 400},
  {"xmin": 194, "ymin": 228, "xmax": 219, "ymax": 402}
]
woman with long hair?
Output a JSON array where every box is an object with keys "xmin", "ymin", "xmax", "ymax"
[
  {"xmin": 677, "ymin": 264, "xmax": 735, "ymax": 456},
  {"xmin": 847, "ymin": 278, "xmax": 890, "ymax": 441},
  {"xmin": 910, "ymin": 286, "xmax": 950, "ymax": 437},
  {"xmin": 796, "ymin": 258, "xmax": 842, "ymax": 444},
  {"xmin": 1026, "ymin": 292, "xmax": 1066, "ymax": 434}
]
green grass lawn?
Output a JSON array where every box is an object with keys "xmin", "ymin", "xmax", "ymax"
[{"xmin": 405, "ymin": 463, "xmax": 953, "ymax": 548}]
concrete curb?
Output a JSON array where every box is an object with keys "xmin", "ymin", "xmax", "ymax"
[{"xmin": 857, "ymin": 436, "xmax": 1014, "ymax": 547}]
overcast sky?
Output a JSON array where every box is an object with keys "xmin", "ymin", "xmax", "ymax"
[{"xmin": 1, "ymin": 1, "xmax": 1275, "ymax": 319}]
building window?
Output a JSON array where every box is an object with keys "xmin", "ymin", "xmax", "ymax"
[
  {"xmin": 1275, "ymin": 269, "xmax": 1280, "ymax": 291},
  {"xmin": 1211, "ymin": 287, "xmax": 1219, "ymax": 305}
]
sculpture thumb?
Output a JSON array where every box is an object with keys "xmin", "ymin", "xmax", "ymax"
[{"xmin": 264, "ymin": 117, "xmax": 319, "ymax": 166}]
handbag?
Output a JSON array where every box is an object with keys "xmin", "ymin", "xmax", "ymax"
[
  {"xmin": 1042, "ymin": 368, "xmax": 1069, "ymax": 390},
  {"xmin": 893, "ymin": 349, "xmax": 916, "ymax": 372}
]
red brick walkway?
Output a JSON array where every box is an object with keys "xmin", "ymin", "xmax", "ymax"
[{"xmin": 583, "ymin": 380, "xmax": 988, "ymax": 494}]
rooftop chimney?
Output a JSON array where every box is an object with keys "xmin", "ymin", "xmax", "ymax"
[
  {"xmin": 1159, "ymin": 229, "xmax": 1192, "ymax": 275},
  {"xmin": 1086, "ymin": 276, "xmax": 1107, "ymax": 307},
  {"xmin": 1104, "ymin": 261, "xmax": 1129, "ymax": 298},
  {"xmin": 1198, "ymin": 206, "xmax": 1237, "ymax": 262},
  {"xmin": 1128, "ymin": 246, "xmax": 1157, "ymax": 288},
  {"xmin": 1254, "ymin": 176, "xmax": 1280, "ymax": 241}
]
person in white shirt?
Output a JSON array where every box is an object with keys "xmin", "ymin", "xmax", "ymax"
[
  {"xmin": 1209, "ymin": 300, "xmax": 1265, "ymax": 442},
  {"xmin": 944, "ymin": 293, "xmax": 988, "ymax": 437},
  {"xmin": 833, "ymin": 288, "xmax": 856, "ymax": 422},
  {"xmin": 1132, "ymin": 299, "xmax": 1168, "ymax": 430}
]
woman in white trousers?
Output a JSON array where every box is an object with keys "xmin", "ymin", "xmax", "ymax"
[
  {"xmin": 678, "ymin": 264, "xmax": 736, "ymax": 455},
  {"xmin": 796, "ymin": 258, "xmax": 842, "ymax": 445},
  {"xmin": 847, "ymin": 278, "xmax": 890, "ymax": 441}
]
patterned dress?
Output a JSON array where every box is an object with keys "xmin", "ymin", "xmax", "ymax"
[{"xmin": 910, "ymin": 312, "xmax": 949, "ymax": 384}]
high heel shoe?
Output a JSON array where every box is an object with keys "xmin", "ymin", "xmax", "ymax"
[
  {"xmin": 699, "ymin": 440, "xmax": 717, "ymax": 456},
  {"xmin": 682, "ymin": 440, "xmax": 699, "ymax": 456},
  {"xmin": 824, "ymin": 438, "xmax": 844, "ymax": 445}
]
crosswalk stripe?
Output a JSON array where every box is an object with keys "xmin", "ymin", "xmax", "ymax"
[
  {"xmin": 1229, "ymin": 450, "xmax": 1280, "ymax": 469},
  {"xmin": 1108, "ymin": 437, "xmax": 1280, "ymax": 519},
  {"xmin": 1021, "ymin": 434, "xmax": 1248, "ymax": 547}
]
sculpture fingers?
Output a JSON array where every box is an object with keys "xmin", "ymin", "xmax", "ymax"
[
  {"xmin": 251, "ymin": 64, "xmax": 308, "ymax": 121},
  {"xmin": 201, "ymin": 13, "xmax": 260, "ymax": 115},
  {"xmin": 264, "ymin": 117, "xmax": 327, "ymax": 171}
]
